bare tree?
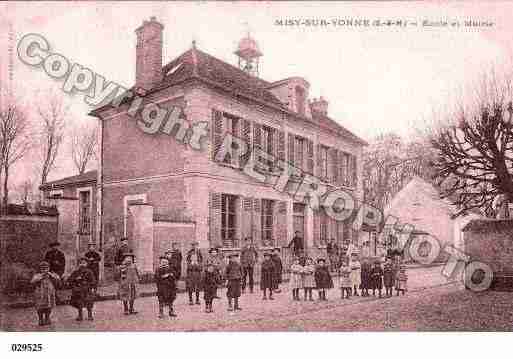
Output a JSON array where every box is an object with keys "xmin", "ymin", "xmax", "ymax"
[
  {"xmin": 71, "ymin": 123, "xmax": 98, "ymax": 174},
  {"xmin": 36, "ymin": 93, "xmax": 67, "ymax": 185},
  {"xmin": 0, "ymin": 101, "xmax": 31, "ymax": 209},
  {"xmin": 430, "ymin": 70, "xmax": 513, "ymax": 218}
]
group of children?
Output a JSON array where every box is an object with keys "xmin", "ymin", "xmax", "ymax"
[{"xmin": 290, "ymin": 253, "xmax": 408, "ymax": 301}]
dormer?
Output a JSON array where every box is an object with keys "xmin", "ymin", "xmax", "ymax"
[{"xmin": 266, "ymin": 77, "xmax": 311, "ymax": 118}]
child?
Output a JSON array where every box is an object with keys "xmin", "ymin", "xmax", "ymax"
[
  {"xmin": 117, "ymin": 254, "xmax": 140, "ymax": 315},
  {"xmin": 225, "ymin": 253, "xmax": 243, "ymax": 311},
  {"xmin": 68, "ymin": 257, "xmax": 97, "ymax": 321},
  {"xmin": 339, "ymin": 258, "xmax": 352, "ymax": 299},
  {"xmin": 154, "ymin": 256, "xmax": 177, "ymax": 318},
  {"xmin": 260, "ymin": 252, "xmax": 275, "ymax": 300},
  {"xmin": 271, "ymin": 248, "xmax": 283, "ymax": 293},
  {"xmin": 349, "ymin": 253, "xmax": 361, "ymax": 296},
  {"xmin": 396, "ymin": 265, "xmax": 408, "ymax": 296},
  {"xmin": 383, "ymin": 258, "xmax": 395, "ymax": 297},
  {"xmin": 360, "ymin": 260, "xmax": 371, "ymax": 297},
  {"xmin": 202, "ymin": 263, "xmax": 221, "ymax": 313},
  {"xmin": 370, "ymin": 261, "xmax": 384, "ymax": 298},
  {"xmin": 314, "ymin": 258, "xmax": 333, "ymax": 301},
  {"xmin": 186, "ymin": 256, "xmax": 202, "ymax": 305},
  {"xmin": 301, "ymin": 257, "xmax": 316, "ymax": 301},
  {"xmin": 289, "ymin": 258, "xmax": 303, "ymax": 301},
  {"xmin": 31, "ymin": 261, "xmax": 60, "ymax": 326}
]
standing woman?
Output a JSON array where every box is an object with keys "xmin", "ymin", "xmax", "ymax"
[{"xmin": 117, "ymin": 254, "xmax": 139, "ymax": 315}]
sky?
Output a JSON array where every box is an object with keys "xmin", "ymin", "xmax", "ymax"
[{"xmin": 1, "ymin": 1, "xmax": 513, "ymax": 191}]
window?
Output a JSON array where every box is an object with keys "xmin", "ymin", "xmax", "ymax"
[
  {"xmin": 294, "ymin": 136, "xmax": 304, "ymax": 170},
  {"xmin": 320, "ymin": 210, "xmax": 328, "ymax": 246},
  {"xmin": 295, "ymin": 86, "xmax": 305, "ymax": 115},
  {"xmin": 320, "ymin": 146, "xmax": 329, "ymax": 179},
  {"xmin": 261, "ymin": 199, "xmax": 275, "ymax": 247},
  {"xmin": 79, "ymin": 190, "xmax": 91, "ymax": 234},
  {"xmin": 260, "ymin": 126, "xmax": 274, "ymax": 171},
  {"xmin": 221, "ymin": 194, "xmax": 238, "ymax": 247},
  {"xmin": 223, "ymin": 113, "xmax": 240, "ymax": 166}
]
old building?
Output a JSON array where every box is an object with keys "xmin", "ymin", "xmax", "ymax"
[{"xmin": 47, "ymin": 17, "xmax": 367, "ymax": 278}]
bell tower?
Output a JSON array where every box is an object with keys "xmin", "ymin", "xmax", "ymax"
[{"xmin": 234, "ymin": 32, "xmax": 262, "ymax": 77}]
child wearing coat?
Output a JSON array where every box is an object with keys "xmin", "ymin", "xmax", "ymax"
[
  {"xmin": 117, "ymin": 254, "xmax": 140, "ymax": 315},
  {"xmin": 339, "ymin": 258, "xmax": 352, "ymax": 299},
  {"xmin": 260, "ymin": 252, "xmax": 275, "ymax": 300},
  {"xmin": 155, "ymin": 256, "xmax": 177, "ymax": 318},
  {"xmin": 301, "ymin": 257, "xmax": 316, "ymax": 301},
  {"xmin": 360, "ymin": 260, "xmax": 371, "ymax": 297},
  {"xmin": 202, "ymin": 263, "xmax": 222, "ymax": 313},
  {"xmin": 349, "ymin": 253, "xmax": 361, "ymax": 296},
  {"xmin": 225, "ymin": 253, "xmax": 243, "ymax": 311},
  {"xmin": 271, "ymin": 248, "xmax": 283, "ymax": 293},
  {"xmin": 396, "ymin": 265, "xmax": 408, "ymax": 295},
  {"xmin": 68, "ymin": 257, "xmax": 97, "ymax": 321},
  {"xmin": 370, "ymin": 261, "xmax": 384, "ymax": 298},
  {"xmin": 383, "ymin": 258, "xmax": 395, "ymax": 297},
  {"xmin": 315, "ymin": 258, "xmax": 333, "ymax": 301},
  {"xmin": 31, "ymin": 261, "xmax": 60, "ymax": 326},
  {"xmin": 186, "ymin": 256, "xmax": 202, "ymax": 305},
  {"xmin": 289, "ymin": 258, "xmax": 303, "ymax": 301}
]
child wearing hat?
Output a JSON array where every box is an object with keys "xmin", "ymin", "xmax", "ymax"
[
  {"xmin": 289, "ymin": 257, "xmax": 303, "ymax": 301},
  {"xmin": 155, "ymin": 256, "xmax": 178, "ymax": 318},
  {"xmin": 383, "ymin": 257, "xmax": 396, "ymax": 297},
  {"xmin": 370, "ymin": 260, "xmax": 384, "ymax": 298},
  {"xmin": 301, "ymin": 257, "xmax": 316, "ymax": 301},
  {"xmin": 260, "ymin": 252, "xmax": 275, "ymax": 300},
  {"xmin": 68, "ymin": 257, "xmax": 97, "ymax": 321},
  {"xmin": 395, "ymin": 264, "xmax": 408, "ymax": 296},
  {"xmin": 349, "ymin": 253, "xmax": 361, "ymax": 296},
  {"xmin": 202, "ymin": 263, "xmax": 222, "ymax": 313},
  {"xmin": 271, "ymin": 248, "xmax": 283, "ymax": 293},
  {"xmin": 315, "ymin": 258, "xmax": 333, "ymax": 301},
  {"xmin": 186, "ymin": 255, "xmax": 202, "ymax": 305},
  {"xmin": 338, "ymin": 257, "xmax": 352, "ymax": 299},
  {"xmin": 225, "ymin": 253, "xmax": 243, "ymax": 311},
  {"xmin": 30, "ymin": 261, "xmax": 61, "ymax": 326},
  {"xmin": 116, "ymin": 254, "xmax": 140, "ymax": 315},
  {"xmin": 360, "ymin": 260, "xmax": 371, "ymax": 297}
]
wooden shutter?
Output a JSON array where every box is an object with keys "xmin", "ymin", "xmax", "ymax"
[
  {"xmin": 317, "ymin": 144, "xmax": 324, "ymax": 180},
  {"xmin": 313, "ymin": 209, "xmax": 320, "ymax": 248},
  {"xmin": 288, "ymin": 133, "xmax": 295, "ymax": 165},
  {"xmin": 241, "ymin": 119, "xmax": 252, "ymax": 167},
  {"xmin": 306, "ymin": 139, "xmax": 314, "ymax": 175},
  {"xmin": 253, "ymin": 123, "xmax": 262, "ymax": 166},
  {"xmin": 211, "ymin": 109, "xmax": 223, "ymax": 161},
  {"xmin": 330, "ymin": 148, "xmax": 338, "ymax": 184},
  {"xmin": 351, "ymin": 155, "xmax": 358, "ymax": 187},
  {"xmin": 253, "ymin": 198, "xmax": 262, "ymax": 244},
  {"xmin": 241, "ymin": 196, "xmax": 253, "ymax": 241},
  {"xmin": 341, "ymin": 153, "xmax": 349, "ymax": 186},
  {"xmin": 274, "ymin": 201, "xmax": 288, "ymax": 247},
  {"xmin": 209, "ymin": 192, "xmax": 222, "ymax": 247},
  {"xmin": 277, "ymin": 130, "xmax": 285, "ymax": 162}
]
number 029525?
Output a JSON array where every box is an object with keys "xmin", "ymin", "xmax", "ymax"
[{"xmin": 11, "ymin": 344, "xmax": 43, "ymax": 352}]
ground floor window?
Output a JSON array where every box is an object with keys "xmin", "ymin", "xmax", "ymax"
[
  {"xmin": 261, "ymin": 199, "xmax": 275, "ymax": 247},
  {"xmin": 221, "ymin": 194, "xmax": 238, "ymax": 247}
]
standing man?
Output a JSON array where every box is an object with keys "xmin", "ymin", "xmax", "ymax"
[
  {"xmin": 166, "ymin": 242, "xmax": 183, "ymax": 279},
  {"xmin": 115, "ymin": 237, "xmax": 131, "ymax": 266},
  {"xmin": 288, "ymin": 231, "xmax": 304, "ymax": 258},
  {"xmin": 44, "ymin": 241, "xmax": 65, "ymax": 305},
  {"xmin": 326, "ymin": 238, "xmax": 340, "ymax": 272},
  {"xmin": 240, "ymin": 238, "xmax": 258, "ymax": 294},
  {"xmin": 186, "ymin": 241, "xmax": 203, "ymax": 266},
  {"xmin": 84, "ymin": 243, "xmax": 101, "ymax": 288}
]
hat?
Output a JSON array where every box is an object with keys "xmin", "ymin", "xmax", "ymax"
[
  {"xmin": 49, "ymin": 241, "xmax": 60, "ymax": 247},
  {"xmin": 120, "ymin": 237, "xmax": 128, "ymax": 242},
  {"xmin": 228, "ymin": 253, "xmax": 239, "ymax": 259},
  {"xmin": 191, "ymin": 240, "xmax": 199, "ymax": 245},
  {"xmin": 123, "ymin": 253, "xmax": 136, "ymax": 260},
  {"xmin": 78, "ymin": 257, "xmax": 88, "ymax": 263},
  {"xmin": 317, "ymin": 258, "xmax": 326, "ymax": 264},
  {"xmin": 165, "ymin": 248, "xmax": 173, "ymax": 254},
  {"xmin": 159, "ymin": 256, "xmax": 169, "ymax": 261},
  {"xmin": 273, "ymin": 247, "xmax": 281, "ymax": 252},
  {"xmin": 39, "ymin": 261, "xmax": 50, "ymax": 269},
  {"xmin": 263, "ymin": 252, "xmax": 272, "ymax": 258},
  {"xmin": 208, "ymin": 247, "xmax": 218, "ymax": 254}
]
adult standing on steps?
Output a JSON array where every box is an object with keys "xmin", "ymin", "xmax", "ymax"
[
  {"xmin": 166, "ymin": 242, "xmax": 183, "ymax": 279},
  {"xmin": 44, "ymin": 241, "xmax": 65, "ymax": 304},
  {"xmin": 115, "ymin": 237, "xmax": 131, "ymax": 266},
  {"xmin": 288, "ymin": 231, "xmax": 304, "ymax": 258},
  {"xmin": 240, "ymin": 238, "xmax": 258, "ymax": 294}
]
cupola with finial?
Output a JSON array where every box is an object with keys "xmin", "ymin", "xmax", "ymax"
[{"xmin": 234, "ymin": 32, "xmax": 262, "ymax": 77}]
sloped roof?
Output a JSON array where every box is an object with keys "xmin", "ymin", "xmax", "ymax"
[
  {"xmin": 39, "ymin": 170, "xmax": 97, "ymax": 190},
  {"xmin": 462, "ymin": 219, "xmax": 513, "ymax": 232},
  {"xmin": 90, "ymin": 46, "xmax": 366, "ymax": 145}
]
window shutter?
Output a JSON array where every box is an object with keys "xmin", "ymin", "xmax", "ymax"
[
  {"xmin": 241, "ymin": 119, "xmax": 252, "ymax": 167},
  {"xmin": 211, "ymin": 109, "xmax": 224, "ymax": 162},
  {"xmin": 330, "ymin": 148, "xmax": 338, "ymax": 184},
  {"xmin": 253, "ymin": 198, "xmax": 262, "ymax": 244},
  {"xmin": 342, "ymin": 153, "xmax": 349, "ymax": 186},
  {"xmin": 306, "ymin": 139, "xmax": 314, "ymax": 175},
  {"xmin": 274, "ymin": 201, "xmax": 288, "ymax": 247},
  {"xmin": 209, "ymin": 192, "xmax": 222, "ymax": 247},
  {"xmin": 337, "ymin": 220, "xmax": 344, "ymax": 244},
  {"xmin": 317, "ymin": 144, "xmax": 323, "ymax": 180},
  {"xmin": 277, "ymin": 130, "xmax": 285, "ymax": 162},
  {"xmin": 313, "ymin": 208, "xmax": 320, "ymax": 248},
  {"xmin": 253, "ymin": 123, "xmax": 262, "ymax": 165},
  {"xmin": 351, "ymin": 155, "xmax": 358, "ymax": 187},
  {"xmin": 241, "ymin": 196, "xmax": 253, "ymax": 242},
  {"xmin": 288, "ymin": 133, "xmax": 295, "ymax": 166}
]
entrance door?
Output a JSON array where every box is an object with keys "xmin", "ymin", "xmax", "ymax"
[{"xmin": 293, "ymin": 203, "xmax": 306, "ymax": 249}]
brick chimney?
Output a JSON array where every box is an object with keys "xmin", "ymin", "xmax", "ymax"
[
  {"xmin": 135, "ymin": 16, "xmax": 164, "ymax": 91},
  {"xmin": 309, "ymin": 96, "xmax": 328, "ymax": 115}
]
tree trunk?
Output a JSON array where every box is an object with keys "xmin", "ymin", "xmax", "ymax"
[{"xmin": 2, "ymin": 164, "xmax": 8, "ymax": 210}]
